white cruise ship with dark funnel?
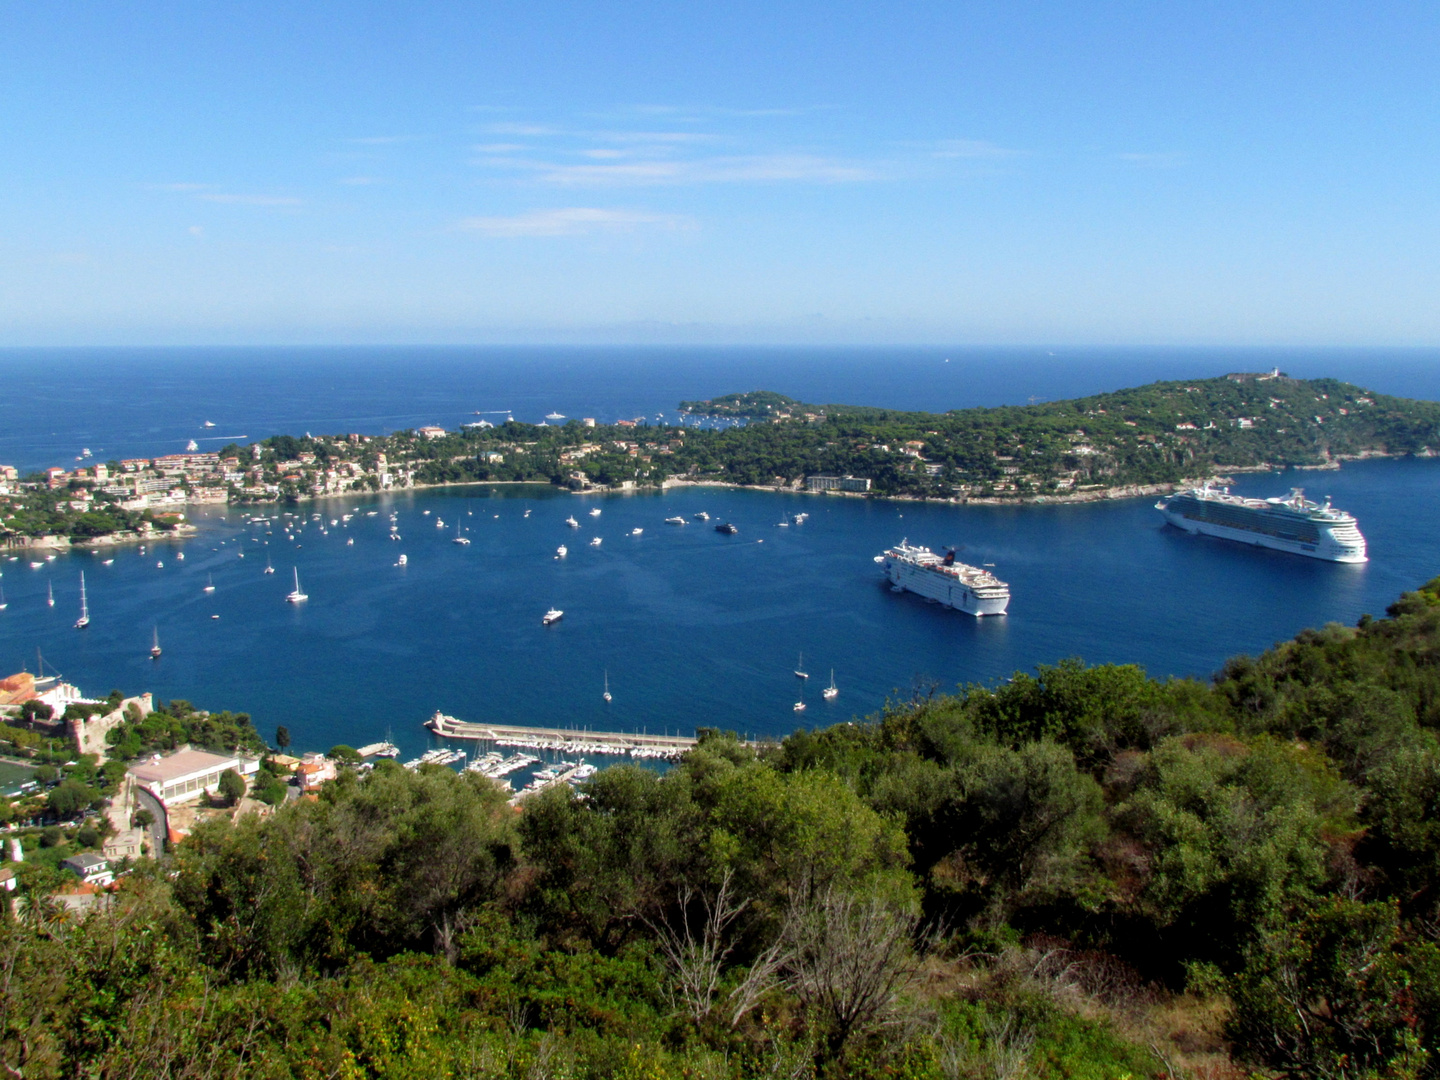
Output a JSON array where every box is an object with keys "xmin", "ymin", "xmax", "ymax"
[
  {"xmin": 1155, "ymin": 485, "xmax": 1367, "ymax": 563},
  {"xmin": 875, "ymin": 541, "xmax": 1010, "ymax": 616}
]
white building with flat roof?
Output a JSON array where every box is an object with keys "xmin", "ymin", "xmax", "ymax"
[
  {"xmin": 61, "ymin": 853, "xmax": 113, "ymax": 887},
  {"xmin": 128, "ymin": 749, "xmax": 258, "ymax": 806}
]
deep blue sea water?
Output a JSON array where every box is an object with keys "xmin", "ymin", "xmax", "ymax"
[{"xmin": 2, "ymin": 346, "xmax": 1439, "ymax": 761}]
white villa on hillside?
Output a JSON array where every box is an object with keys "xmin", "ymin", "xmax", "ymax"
[{"xmin": 128, "ymin": 749, "xmax": 259, "ymax": 806}]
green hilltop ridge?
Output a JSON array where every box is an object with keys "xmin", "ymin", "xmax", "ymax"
[
  {"xmin": 674, "ymin": 371, "xmax": 1440, "ymax": 497},
  {"xmin": 5, "ymin": 373, "xmax": 1439, "ymax": 546},
  {"xmin": 7, "ymin": 577, "xmax": 1440, "ymax": 1075}
]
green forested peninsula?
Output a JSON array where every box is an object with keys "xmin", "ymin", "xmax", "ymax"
[
  {"xmin": 8, "ymin": 577, "xmax": 1440, "ymax": 1078},
  {"xmin": 324, "ymin": 371, "xmax": 1440, "ymax": 500},
  {"xmin": 671, "ymin": 372, "xmax": 1440, "ymax": 496}
]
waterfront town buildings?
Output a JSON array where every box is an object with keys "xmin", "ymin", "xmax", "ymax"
[{"xmin": 805, "ymin": 474, "xmax": 874, "ymax": 493}]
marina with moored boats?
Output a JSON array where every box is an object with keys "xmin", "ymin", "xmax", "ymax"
[{"xmin": 426, "ymin": 710, "xmax": 711, "ymax": 761}]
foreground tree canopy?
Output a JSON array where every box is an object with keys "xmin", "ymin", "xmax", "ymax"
[{"xmin": 8, "ymin": 577, "xmax": 1440, "ymax": 1078}]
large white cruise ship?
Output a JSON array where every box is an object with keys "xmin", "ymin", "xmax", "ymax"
[
  {"xmin": 875, "ymin": 541, "xmax": 1010, "ymax": 616},
  {"xmin": 1155, "ymin": 486, "xmax": 1367, "ymax": 563}
]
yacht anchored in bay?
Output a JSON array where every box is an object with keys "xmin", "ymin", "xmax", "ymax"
[
  {"xmin": 1155, "ymin": 485, "xmax": 1367, "ymax": 563},
  {"xmin": 875, "ymin": 541, "xmax": 1010, "ymax": 616}
]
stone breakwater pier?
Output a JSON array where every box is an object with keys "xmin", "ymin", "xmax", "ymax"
[{"xmin": 425, "ymin": 710, "xmax": 736, "ymax": 762}]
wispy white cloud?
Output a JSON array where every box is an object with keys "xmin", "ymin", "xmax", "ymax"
[
  {"xmin": 464, "ymin": 111, "xmax": 947, "ymax": 189},
  {"xmin": 530, "ymin": 154, "xmax": 880, "ymax": 186},
  {"xmin": 484, "ymin": 122, "xmax": 564, "ymax": 137},
  {"xmin": 593, "ymin": 130, "xmax": 716, "ymax": 145},
  {"xmin": 338, "ymin": 176, "xmax": 384, "ymax": 186},
  {"xmin": 198, "ymin": 193, "xmax": 302, "ymax": 206},
  {"xmin": 616, "ymin": 103, "xmax": 813, "ymax": 119},
  {"xmin": 928, "ymin": 139, "xmax": 1024, "ymax": 159},
  {"xmin": 345, "ymin": 135, "xmax": 424, "ymax": 145},
  {"xmin": 456, "ymin": 207, "xmax": 692, "ymax": 237},
  {"xmin": 1117, "ymin": 151, "xmax": 1187, "ymax": 168},
  {"xmin": 475, "ymin": 150, "xmax": 880, "ymax": 187},
  {"xmin": 479, "ymin": 123, "xmax": 715, "ymax": 147},
  {"xmin": 149, "ymin": 183, "xmax": 303, "ymax": 208}
]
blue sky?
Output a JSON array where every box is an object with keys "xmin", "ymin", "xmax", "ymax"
[{"xmin": 2, "ymin": 2, "xmax": 1437, "ymax": 345}]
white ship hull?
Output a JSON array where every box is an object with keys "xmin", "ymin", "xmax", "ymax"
[
  {"xmin": 881, "ymin": 551, "xmax": 1009, "ymax": 616},
  {"xmin": 1159, "ymin": 508, "xmax": 1367, "ymax": 563}
]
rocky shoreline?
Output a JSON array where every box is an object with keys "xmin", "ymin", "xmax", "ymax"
[
  {"xmin": 660, "ymin": 450, "xmax": 1416, "ymax": 508},
  {"xmin": 2, "ymin": 523, "xmax": 199, "ymax": 552}
]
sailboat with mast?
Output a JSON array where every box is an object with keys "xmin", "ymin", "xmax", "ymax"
[
  {"xmin": 0, "ymin": 585, "xmax": 7, "ymax": 610},
  {"xmin": 794, "ymin": 652, "xmax": 808, "ymax": 679},
  {"xmin": 285, "ymin": 567, "xmax": 308, "ymax": 603},
  {"xmin": 263, "ymin": 552, "xmax": 275, "ymax": 574},
  {"xmin": 75, "ymin": 572, "xmax": 90, "ymax": 629},
  {"xmin": 46, "ymin": 581, "xmax": 54, "ymax": 607},
  {"xmin": 603, "ymin": 670, "xmax": 612, "ymax": 703},
  {"xmin": 150, "ymin": 626, "xmax": 162, "ymax": 659},
  {"xmin": 823, "ymin": 670, "xmax": 838, "ymax": 700}
]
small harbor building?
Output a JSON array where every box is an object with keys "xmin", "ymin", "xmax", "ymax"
[
  {"xmin": 295, "ymin": 754, "xmax": 338, "ymax": 791},
  {"xmin": 805, "ymin": 475, "xmax": 872, "ymax": 493},
  {"xmin": 128, "ymin": 749, "xmax": 259, "ymax": 806}
]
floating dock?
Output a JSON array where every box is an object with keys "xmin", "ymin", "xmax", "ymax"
[{"xmin": 426, "ymin": 711, "xmax": 716, "ymax": 761}]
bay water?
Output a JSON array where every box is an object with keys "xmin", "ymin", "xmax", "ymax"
[{"xmin": 1, "ymin": 346, "xmax": 1438, "ymax": 760}]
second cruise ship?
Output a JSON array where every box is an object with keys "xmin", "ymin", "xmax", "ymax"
[
  {"xmin": 875, "ymin": 541, "xmax": 1010, "ymax": 616},
  {"xmin": 1155, "ymin": 485, "xmax": 1367, "ymax": 563}
]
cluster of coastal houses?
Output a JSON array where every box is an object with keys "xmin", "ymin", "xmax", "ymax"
[
  {"xmin": 0, "ymin": 441, "xmax": 420, "ymax": 515},
  {"xmin": 0, "ymin": 670, "xmax": 360, "ymax": 909}
]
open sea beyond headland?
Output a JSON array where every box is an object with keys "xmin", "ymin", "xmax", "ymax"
[{"xmin": 2, "ymin": 344, "xmax": 1440, "ymax": 761}]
